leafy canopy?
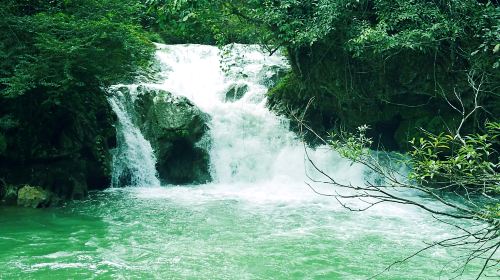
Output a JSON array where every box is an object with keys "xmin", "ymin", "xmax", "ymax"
[{"xmin": 0, "ymin": 0, "xmax": 154, "ymax": 98}]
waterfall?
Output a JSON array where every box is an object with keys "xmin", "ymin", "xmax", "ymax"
[
  {"xmin": 107, "ymin": 85, "xmax": 161, "ymax": 187},
  {"xmin": 151, "ymin": 43, "xmax": 365, "ymax": 189},
  {"xmin": 107, "ymin": 43, "xmax": 365, "ymax": 191},
  {"xmin": 153, "ymin": 44, "xmax": 299, "ymax": 183}
]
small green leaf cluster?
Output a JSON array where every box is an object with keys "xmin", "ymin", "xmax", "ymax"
[
  {"xmin": 329, "ymin": 125, "xmax": 373, "ymax": 162},
  {"xmin": 480, "ymin": 203, "xmax": 500, "ymax": 225},
  {"xmin": 329, "ymin": 122, "xmax": 499, "ymax": 195},
  {"xmin": 409, "ymin": 123, "xmax": 500, "ymax": 194},
  {"xmin": 330, "ymin": 123, "xmax": 499, "ymax": 226}
]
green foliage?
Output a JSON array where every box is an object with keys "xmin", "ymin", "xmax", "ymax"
[
  {"xmin": 407, "ymin": 122, "xmax": 500, "ymax": 224},
  {"xmin": 330, "ymin": 121, "xmax": 499, "ymax": 195},
  {"xmin": 250, "ymin": 0, "xmax": 344, "ymax": 47},
  {"xmin": 146, "ymin": 0, "xmax": 267, "ymax": 44},
  {"xmin": 259, "ymin": 1, "xmax": 499, "ymax": 150},
  {"xmin": 481, "ymin": 204, "xmax": 500, "ymax": 223},
  {"xmin": 329, "ymin": 125, "xmax": 373, "ymax": 161},
  {"xmin": 0, "ymin": 0, "xmax": 155, "ymax": 192},
  {"xmin": 348, "ymin": 0, "xmax": 460, "ymax": 55},
  {"xmin": 329, "ymin": 122, "xmax": 499, "ymax": 222},
  {"xmin": 470, "ymin": 2, "xmax": 500, "ymax": 69},
  {"xmin": 247, "ymin": 0, "xmax": 499, "ymax": 59},
  {"xmin": 409, "ymin": 122, "xmax": 500, "ymax": 194},
  {"xmin": 0, "ymin": 0, "xmax": 154, "ymax": 98},
  {"xmin": 147, "ymin": 0, "xmax": 499, "ymax": 76}
]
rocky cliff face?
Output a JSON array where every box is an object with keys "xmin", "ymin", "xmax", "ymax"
[{"xmin": 0, "ymin": 86, "xmax": 117, "ymax": 207}]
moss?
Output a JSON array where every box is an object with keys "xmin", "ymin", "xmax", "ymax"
[{"xmin": 17, "ymin": 185, "xmax": 50, "ymax": 208}]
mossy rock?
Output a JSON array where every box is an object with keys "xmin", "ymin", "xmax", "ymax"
[
  {"xmin": 113, "ymin": 85, "xmax": 212, "ymax": 185},
  {"xmin": 143, "ymin": 89, "xmax": 212, "ymax": 184},
  {"xmin": 17, "ymin": 185, "xmax": 50, "ymax": 208}
]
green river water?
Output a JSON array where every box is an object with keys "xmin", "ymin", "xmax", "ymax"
[{"xmin": 0, "ymin": 186, "xmax": 484, "ymax": 280}]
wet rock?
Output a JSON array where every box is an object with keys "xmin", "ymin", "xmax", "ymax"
[
  {"xmin": 138, "ymin": 87, "xmax": 209, "ymax": 144},
  {"xmin": 225, "ymin": 83, "xmax": 249, "ymax": 102},
  {"xmin": 155, "ymin": 138, "xmax": 211, "ymax": 184},
  {"xmin": 17, "ymin": 185, "xmax": 50, "ymax": 208},
  {"xmin": 113, "ymin": 85, "xmax": 212, "ymax": 184}
]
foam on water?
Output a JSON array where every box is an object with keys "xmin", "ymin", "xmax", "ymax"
[
  {"xmin": 104, "ymin": 43, "xmax": 466, "ymax": 228},
  {"xmin": 107, "ymin": 43, "xmax": 419, "ymax": 209}
]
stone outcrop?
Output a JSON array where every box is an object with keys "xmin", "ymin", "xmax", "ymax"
[{"xmin": 112, "ymin": 86, "xmax": 212, "ymax": 185}]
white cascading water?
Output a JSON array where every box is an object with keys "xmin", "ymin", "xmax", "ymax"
[
  {"xmin": 108, "ymin": 43, "xmax": 368, "ymax": 194},
  {"xmin": 107, "ymin": 85, "xmax": 161, "ymax": 187},
  {"xmin": 106, "ymin": 43, "xmax": 368, "ymax": 204},
  {"xmin": 154, "ymin": 43, "xmax": 302, "ymax": 184},
  {"xmin": 106, "ymin": 43, "xmax": 366, "ymax": 201}
]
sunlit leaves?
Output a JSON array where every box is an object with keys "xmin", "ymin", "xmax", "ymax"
[
  {"xmin": 329, "ymin": 125, "xmax": 373, "ymax": 162},
  {"xmin": 409, "ymin": 124, "xmax": 500, "ymax": 194}
]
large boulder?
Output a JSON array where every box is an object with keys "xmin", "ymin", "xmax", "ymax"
[
  {"xmin": 135, "ymin": 87, "xmax": 209, "ymax": 143},
  {"xmin": 113, "ymin": 86, "xmax": 212, "ymax": 185},
  {"xmin": 17, "ymin": 185, "xmax": 50, "ymax": 208}
]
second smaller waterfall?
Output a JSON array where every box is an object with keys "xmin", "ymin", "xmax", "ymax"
[{"xmin": 108, "ymin": 85, "xmax": 160, "ymax": 187}]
